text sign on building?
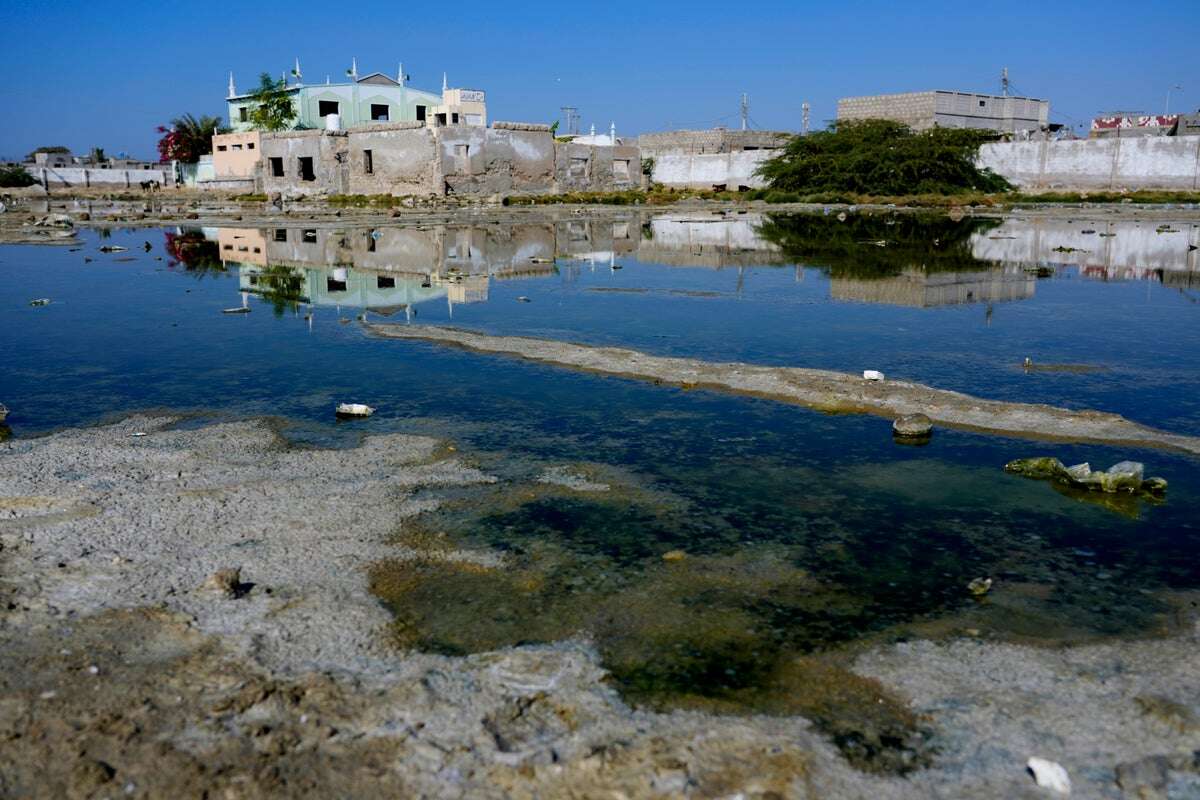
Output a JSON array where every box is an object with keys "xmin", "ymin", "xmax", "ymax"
[{"xmin": 459, "ymin": 90, "xmax": 485, "ymax": 103}]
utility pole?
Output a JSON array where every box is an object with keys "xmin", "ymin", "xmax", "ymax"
[
  {"xmin": 1165, "ymin": 85, "xmax": 1183, "ymax": 115},
  {"xmin": 560, "ymin": 106, "xmax": 579, "ymax": 135},
  {"xmin": 801, "ymin": 102, "xmax": 810, "ymax": 135},
  {"xmin": 740, "ymin": 93, "xmax": 749, "ymax": 131},
  {"xmin": 1001, "ymin": 67, "xmax": 1010, "ymax": 97}
]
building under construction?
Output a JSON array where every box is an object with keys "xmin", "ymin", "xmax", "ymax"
[{"xmin": 837, "ymin": 90, "xmax": 1049, "ymax": 133}]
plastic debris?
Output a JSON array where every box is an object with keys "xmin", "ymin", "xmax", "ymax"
[
  {"xmin": 517, "ymin": 296, "xmax": 532, "ymax": 303},
  {"xmin": 968, "ymin": 577, "xmax": 993, "ymax": 596},
  {"xmin": 1026, "ymin": 757, "xmax": 1071, "ymax": 794},
  {"xmin": 863, "ymin": 370, "xmax": 885, "ymax": 382},
  {"xmin": 29, "ymin": 298, "xmax": 51, "ymax": 306},
  {"xmin": 222, "ymin": 307, "xmax": 250, "ymax": 314},
  {"xmin": 336, "ymin": 403, "xmax": 375, "ymax": 418},
  {"xmin": 130, "ymin": 432, "xmax": 147, "ymax": 438}
]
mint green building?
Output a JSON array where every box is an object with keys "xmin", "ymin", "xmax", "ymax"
[{"xmin": 225, "ymin": 59, "xmax": 485, "ymax": 132}]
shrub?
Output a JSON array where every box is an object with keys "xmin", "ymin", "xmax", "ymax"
[{"xmin": 0, "ymin": 164, "xmax": 37, "ymax": 188}]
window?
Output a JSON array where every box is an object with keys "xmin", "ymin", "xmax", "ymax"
[
  {"xmin": 247, "ymin": 142, "xmax": 255, "ymax": 150},
  {"xmin": 363, "ymin": 149, "xmax": 373, "ymax": 174},
  {"xmin": 326, "ymin": 277, "xmax": 347, "ymax": 292},
  {"xmin": 217, "ymin": 145, "xmax": 228, "ymax": 152},
  {"xmin": 238, "ymin": 106, "xmax": 248, "ymax": 122},
  {"xmin": 302, "ymin": 229, "xmax": 317, "ymax": 243},
  {"xmin": 269, "ymin": 157, "xmax": 284, "ymax": 177},
  {"xmin": 298, "ymin": 156, "xmax": 315, "ymax": 182},
  {"xmin": 318, "ymin": 100, "xmax": 340, "ymax": 117},
  {"xmin": 978, "ymin": 100, "xmax": 986, "ymax": 107},
  {"xmin": 377, "ymin": 276, "xmax": 395, "ymax": 289},
  {"xmin": 222, "ymin": 244, "xmax": 232, "ymax": 251},
  {"xmin": 274, "ymin": 229, "xmax": 287, "ymax": 242},
  {"xmin": 568, "ymin": 156, "xmax": 589, "ymax": 178},
  {"xmin": 451, "ymin": 113, "xmax": 459, "ymax": 124},
  {"xmin": 613, "ymin": 159, "xmax": 631, "ymax": 180},
  {"xmin": 416, "ymin": 105, "xmax": 426, "ymax": 122},
  {"xmin": 231, "ymin": 144, "xmax": 243, "ymax": 151},
  {"xmin": 370, "ymin": 104, "xmax": 389, "ymax": 121}
]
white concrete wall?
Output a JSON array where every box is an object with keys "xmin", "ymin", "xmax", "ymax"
[
  {"xmin": 36, "ymin": 166, "xmax": 172, "ymax": 187},
  {"xmin": 978, "ymin": 138, "xmax": 1200, "ymax": 191},
  {"xmin": 652, "ymin": 151, "xmax": 773, "ymax": 190}
]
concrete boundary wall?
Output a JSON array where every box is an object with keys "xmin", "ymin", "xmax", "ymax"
[
  {"xmin": 652, "ymin": 151, "xmax": 773, "ymax": 190},
  {"xmin": 35, "ymin": 166, "xmax": 172, "ymax": 188},
  {"xmin": 979, "ymin": 138, "xmax": 1200, "ymax": 191}
]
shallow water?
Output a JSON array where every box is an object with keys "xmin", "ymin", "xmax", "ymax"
[{"xmin": 2, "ymin": 211, "xmax": 1199, "ymax": 750}]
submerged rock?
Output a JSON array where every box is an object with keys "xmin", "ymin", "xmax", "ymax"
[
  {"xmin": 893, "ymin": 414, "xmax": 933, "ymax": 439},
  {"xmin": 1004, "ymin": 457, "xmax": 1167, "ymax": 496}
]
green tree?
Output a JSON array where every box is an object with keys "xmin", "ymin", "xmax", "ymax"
[
  {"xmin": 247, "ymin": 73, "xmax": 296, "ymax": 132},
  {"xmin": 756, "ymin": 119, "xmax": 1010, "ymax": 196},
  {"xmin": 0, "ymin": 164, "xmax": 37, "ymax": 188},
  {"xmin": 89, "ymin": 146, "xmax": 106, "ymax": 164}
]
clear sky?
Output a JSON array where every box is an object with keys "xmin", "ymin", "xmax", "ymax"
[{"xmin": 2, "ymin": 0, "xmax": 1197, "ymax": 160}]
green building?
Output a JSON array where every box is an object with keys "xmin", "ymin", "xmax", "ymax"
[{"xmin": 225, "ymin": 59, "xmax": 486, "ymax": 132}]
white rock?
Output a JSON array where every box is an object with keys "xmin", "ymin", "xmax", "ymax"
[
  {"xmin": 1027, "ymin": 757, "xmax": 1071, "ymax": 794},
  {"xmin": 863, "ymin": 370, "xmax": 885, "ymax": 382}
]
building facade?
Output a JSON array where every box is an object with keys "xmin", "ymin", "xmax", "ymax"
[
  {"xmin": 637, "ymin": 129, "xmax": 792, "ymax": 159},
  {"xmin": 837, "ymin": 91, "xmax": 1049, "ymax": 133},
  {"xmin": 225, "ymin": 64, "xmax": 485, "ymax": 133}
]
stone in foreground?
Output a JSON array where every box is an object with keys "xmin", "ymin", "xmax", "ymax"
[
  {"xmin": 1004, "ymin": 457, "xmax": 1167, "ymax": 496},
  {"xmin": 893, "ymin": 413, "xmax": 933, "ymax": 439}
]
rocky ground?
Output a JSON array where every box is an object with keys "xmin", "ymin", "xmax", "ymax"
[{"xmin": 2, "ymin": 417, "xmax": 1199, "ymax": 798}]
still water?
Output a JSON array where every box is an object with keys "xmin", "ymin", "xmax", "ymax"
[{"xmin": 2, "ymin": 210, "xmax": 1198, "ymax": 757}]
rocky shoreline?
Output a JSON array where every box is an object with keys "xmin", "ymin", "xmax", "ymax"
[{"xmin": 2, "ymin": 417, "xmax": 1198, "ymax": 798}]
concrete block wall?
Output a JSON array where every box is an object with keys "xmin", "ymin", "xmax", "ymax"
[
  {"xmin": 34, "ymin": 166, "xmax": 173, "ymax": 188},
  {"xmin": 978, "ymin": 137, "xmax": 1200, "ymax": 190},
  {"xmin": 651, "ymin": 150, "xmax": 774, "ymax": 190},
  {"xmin": 838, "ymin": 92, "xmax": 938, "ymax": 130},
  {"xmin": 637, "ymin": 129, "xmax": 790, "ymax": 158}
]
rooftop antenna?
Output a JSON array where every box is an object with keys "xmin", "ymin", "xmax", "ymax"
[
  {"xmin": 227, "ymin": 71, "xmax": 236, "ymax": 99},
  {"xmin": 610, "ymin": 121, "xmax": 616, "ymax": 143},
  {"xmin": 398, "ymin": 62, "xmax": 405, "ymax": 86},
  {"xmin": 348, "ymin": 57, "xmax": 358, "ymax": 80},
  {"xmin": 442, "ymin": 72, "xmax": 448, "ymax": 92},
  {"xmin": 560, "ymin": 106, "xmax": 579, "ymax": 135},
  {"xmin": 1001, "ymin": 67, "xmax": 1010, "ymax": 97},
  {"xmin": 802, "ymin": 101, "xmax": 811, "ymax": 135},
  {"xmin": 293, "ymin": 57, "xmax": 302, "ymax": 84},
  {"xmin": 741, "ymin": 93, "xmax": 750, "ymax": 131}
]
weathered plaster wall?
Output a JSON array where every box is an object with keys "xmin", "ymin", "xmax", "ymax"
[
  {"xmin": 212, "ymin": 132, "xmax": 262, "ymax": 178},
  {"xmin": 347, "ymin": 123, "xmax": 438, "ymax": 196},
  {"xmin": 978, "ymin": 138, "xmax": 1200, "ymax": 190},
  {"xmin": 651, "ymin": 151, "xmax": 773, "ymax": 190},
  {"xmin": 554, "ymin": 142, "xmax": 640, "ymax": 192},
  {"xmin": 261, "ymin": 131, "xmax": 349, "ymax": 195}
]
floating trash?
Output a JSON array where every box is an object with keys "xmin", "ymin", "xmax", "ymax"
[
  {"xmin": 336, "ymin": 403, "xmax": 375, "ymax": 418},
  {"xmin": 222, "ymin": 307, "xmax": 250, "ymax": 314},
  {"xmin": 29, "ymin": 298, "xmax": 51, "ymax": 307},
  {"xmin": 98, "ymin": 245, "xmax": 127, "ymax": 253},
  {"xmin": 967, "ymin": 577, "xmax": 992, "ymax": 596}
]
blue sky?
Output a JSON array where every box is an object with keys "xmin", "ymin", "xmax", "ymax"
[{"xmin": 2, "ymin": 0, "xmax": 1197, "ymax": 160}]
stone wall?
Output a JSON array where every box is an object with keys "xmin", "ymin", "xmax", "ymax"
[
  {"xmin": 347, "ymin": 124, "xmax": 438, "ymax": 196},
  {"xmin": 978, "ymin": 137, "xmax": 1200, "ymax": 190},
  {"xmin": 651, "ymin": 150, "xmax": 774, "ymax": 190},
  {"xmin": 261, "ymin": 131, "xmax": 349, "ymax": 196},
  {"xmin": 637, "ymin": 129, "xmax": 791, "ymax": 159},
  {"xmin": 554, "ymin": 142, "xmax": 640, "ymax": 193}
]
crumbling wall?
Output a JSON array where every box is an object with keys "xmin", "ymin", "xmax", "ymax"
[
  {"xmin": 554, "ymin": 143, "xmax": 640, "ymax": 192},
  {"xmin": 347, "ymin": 123, "xmax": 437, "ymax": 196},
  {"xmin": 637, "ymin": 129, "xmax": 791, "ymax": 159},
  {"xmin": 261, "ymin": 131, "xmax": 349, "ymax": 196},
  {"xmin": 978, "ymin": 137, "xmax": 1200, "ymax": 190}
]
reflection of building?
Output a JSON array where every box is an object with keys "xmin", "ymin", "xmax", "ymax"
[
  {"xmin": 971, "ymin": 219, "xmax": 1200, "ymax": 275},
  {"xmin": 830, "ymin": 266, "xmax": 1035, "ymax": 307},
  {"xmin": 636, "ymin": 213, "xmax": 782, "ymax": 268}
]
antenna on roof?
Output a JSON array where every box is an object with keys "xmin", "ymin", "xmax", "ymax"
[
  {"xmin": 228, "ymin": 71, "xmax": 236, "ymax": 99},
  {"xmin": 442, "ymin": 72, "xmax": 448, "ymax": 92},
  {"xmin": 292, "ymin": 58, "xmax": 302, "ymax": 85},
  {"xmin": 802, "ymin": 101, "xmax": 810, "ymax": 135},
  {"xmin": 741, "ymin": 93, "xmax": 750, "ymax": 131},
  {"xmin": 398, "ymin": 62, "xmax": 405, "ymax": 86},
  {"xmin": 1001, "ymin": 67, "xmax": 1010, "ymax": 97}
]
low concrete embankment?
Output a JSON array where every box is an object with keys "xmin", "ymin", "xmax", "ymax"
[
  {"xmin": 32, "ymin": 166, "xmax": 173, "ymax": 188},
  {"xmin": 978, "ymin": 137, "xmax": 1200, "ymax": 191},
  {"xmin": 366, "ymin": 324, "xmax": 1200, "ymax": 456}
]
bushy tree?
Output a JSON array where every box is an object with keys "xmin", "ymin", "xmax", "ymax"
[
  {"xmin": 24, "ymin": 145, "xmax": 69, "ymax": 161},
  {"xmin": 756, "ymin": 119, "xmax": 1010, "ymax": 195},
  {"xmin": 247, "ymin": 73, "xmax": 296, "ymax": 132},
  {"xmin": 157, "ymin": 114, "xmax": 228, "ymax": 163},
  {"xmin": 0, "ymin": 164, "xmax": 37, "ymax": 187}
]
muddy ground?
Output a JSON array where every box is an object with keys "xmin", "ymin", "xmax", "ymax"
[{"xmin": 2, "ymin": 417, "xmax": 1199, "ymax": 799}]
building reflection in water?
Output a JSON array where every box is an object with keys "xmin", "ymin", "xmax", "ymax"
[{"xmin": 205, "ymin": 212, "xmax": 1199, "ymax": 320}]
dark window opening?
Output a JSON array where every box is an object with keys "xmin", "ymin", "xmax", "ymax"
[
  {"xmin": 217, "ymin": 145, "xmax": 228, "ymax": 152},
  {"xmin": 416, "ymin": 105, "xmax": 426, "ymax": 122},
  {"xmin": 269, "ymin": 157, "xmax": 284, "ymax": 177},
  {"xmin": 326, "ymin": 278, "xmax": 347, "ymax": 292},
  {"xmin": 247, "ymin": 142, "xmax": 255, "ymax": 150},
  {"xmin": 249, "ymin": 276, "xmax": 258, "ymax": 285},
  {"xmin": 318, "ymin": 100, "xmax": 340, "ymax": 117},
  {"xmin": 274, "ymin": 228, "xmax": 288, "ymax": 242},
  {"xmin": 238, "ymin": 106, "xmax": 248, "ymax": 122},
  {"xmin": 298, "ymin": 156, "xmax": 315, "ymax": 181},
  {"xmin": 436, "ymin": 113, "xmax": 447, "ymax": 126},
  {"xmin": 451, "ymin": 112, "xmax": 459, "ymax": 124},
  {"xmin": 377, "ymin": 276, "xmax": 395, "ymax": 289},
  {"xmin": 363, "ymin": 149, "xmax": 373, "ymax": 174},
  {"xmin": 370, "ymin": 104, "xmax": 389, "ymax": 121},
  {"xmin": 222, "ymin": 244, "xmax": 232, "ymax": 251},
  {"xmin": 232, "ymin": 144, "xmax": 243, "ymax": 150},
  {"xmin": 302, "ymin": 229, "xmax": 317, "ymax": 243},
  {"xmin": 252, "ymin": 247, "xmax": 261, "ymax": 254},
  {"xmin": 978, "ymin": 100, "xmax": 986, "ymax": 107}
]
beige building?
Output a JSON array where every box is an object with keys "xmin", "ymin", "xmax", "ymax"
[
  {"xmin": 838, "ymin": 91, "xmax": 1049, "ymax": 133},
  {"xmin": 432, "ymin": 88, "xmax": 487, "ymax": 127},
  {"xmin": 211, "ymin": 132, "xmax": 262, "ymax": 178}
]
